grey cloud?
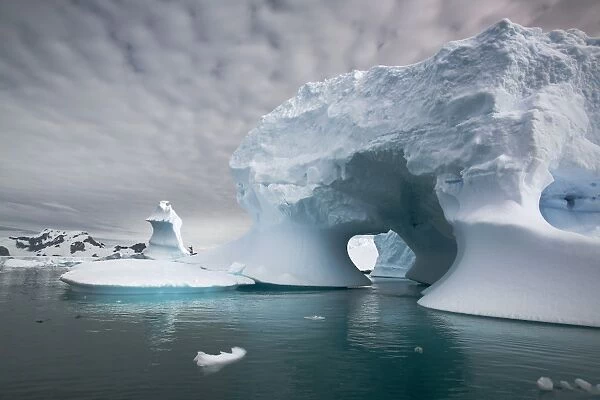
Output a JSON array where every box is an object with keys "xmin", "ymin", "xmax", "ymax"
[{"xmin": 0, "ymin": 0, "xmax": 598, "ymax": 245}]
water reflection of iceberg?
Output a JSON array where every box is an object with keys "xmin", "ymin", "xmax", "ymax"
[{"xmin": 61, "ymin": 291, "xmax": 238, "ymax": 352}]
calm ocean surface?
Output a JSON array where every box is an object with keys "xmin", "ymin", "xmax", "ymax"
[{"xmin": 0, "ymin": 267, "xmax": 599, "ymax": 400}]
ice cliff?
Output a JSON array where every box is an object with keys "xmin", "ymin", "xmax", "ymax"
[
  {"xmin": 145, "ymin": 201, "xmax": 190, "ymax": 259},
  {"xmin": 192, "ymin": 20, "xmax": 600, "ymax": 326},
  {"xmin": 371, "ymin": 231, "xmax": 415, "ymax": 278}
]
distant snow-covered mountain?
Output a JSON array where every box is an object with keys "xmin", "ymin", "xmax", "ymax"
[{"xmin": 0, "ymin": 228, "xmax": 145, "ymax": 258}]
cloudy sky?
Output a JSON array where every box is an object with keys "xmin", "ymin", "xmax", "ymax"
[{"xmin": 1, "ymin": 0, "xmax": 599, "ymax": 246}]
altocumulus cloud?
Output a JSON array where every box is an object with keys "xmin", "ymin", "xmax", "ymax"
[{"xmin": 0, "ymin": 0, "xmax": 598, "ymax": 245}]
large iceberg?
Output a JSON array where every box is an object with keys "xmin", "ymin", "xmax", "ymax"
[
  {"xmin": 370, "ymin": 231, "xmax": 415, "ymax": 278},
  {"xmin": 145, "ymin": 201, "xmax": 190, "ymax": 259},
  {"xmin": 191, "ymin": 20, "xmax": 600, "ymax": 326}
]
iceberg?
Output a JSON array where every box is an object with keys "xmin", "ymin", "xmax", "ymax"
[
  {"xmin": 370, "ymin": 231, "xmax": 415, "ymax": 278},
  {"xmin": 59, "ymin": 259, "xmax": 254, "ymax": 293},
  {"xmin": 145, "ymin": 201, "xmax": 190, "ymax": 259},
  {"xmin": 190, "ymin": 20, "xmax": 600, "ymax": 326},
  {"xmin": 194, "ymin": 347, "xmax": 246, "ymax": 373}
]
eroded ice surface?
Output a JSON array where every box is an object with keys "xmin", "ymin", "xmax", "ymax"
[
  {"xmin": 59, "ymin": 259, "xmax": 253, "ymax": 293},
  {"xmin": 145, "ymin": 201, "xmax": 190, "ymax": 260}
]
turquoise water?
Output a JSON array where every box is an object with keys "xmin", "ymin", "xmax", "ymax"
[{"xmin": 0, "ymin": 267, "xmax": 599, "ymax": 400}]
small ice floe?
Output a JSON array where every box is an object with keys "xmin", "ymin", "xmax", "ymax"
[
  {"xmin": 414, "ymin": 346, "xmax": 423, "ymax": 354},
  {"xmin": 559, "ymin": 380, "xmax": 573, "ymax": 390},
  {"xmin": 193, "ymin": 347, "xmax": 246, "ymax": 374},
  {"xmin": 536, "ymin": 377, "xmax": 553, "ymax": 391},
  {"xmin": 575, "ymin": 378, "xmax": 592, "ymax": 392},
  {"xmin": 304, "ymin": 315, "xmax": 325, "ymax": 320}
]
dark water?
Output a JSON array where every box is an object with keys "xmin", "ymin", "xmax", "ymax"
[{"xmin": 0, "ymin": 268, "xmax": 599, "ymax": 400}]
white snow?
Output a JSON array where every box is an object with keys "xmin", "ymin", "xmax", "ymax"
[
  {"xmin": 537, "ymin": 377, "xmax": 553, "ymax": 391},
  {"xmin": 185, "ymin": 19, "xmax": 600, "ymax": 326},
  {"xmin": 347, "ymin": 235, "xmax": 378, "ymax": 272},
  {"xmin": 145, "ymin": 201, "xmax": 190, "ymax": 259},
  {"xmin": 194, "ymin": 347, "xmax": 246, "ymax": 372},
  {"xmin": 59, "ymin": 259, "xmax": 254, "ymax": 293}
]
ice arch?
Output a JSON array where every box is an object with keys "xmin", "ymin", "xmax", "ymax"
[{"xmin": 190, "ymin": 20, "xmax": 600, "ymax": 326}]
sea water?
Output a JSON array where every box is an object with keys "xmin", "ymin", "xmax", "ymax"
[{"xmin": 0, "ymin": 267, "xmax": 599, "ymax": 400}]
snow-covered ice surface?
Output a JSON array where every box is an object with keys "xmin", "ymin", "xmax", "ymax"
[
  {"xmin": 188, "ymin": 20, "xmax": 600, "ymax": 326},
  {"xmin": 370, "ymin": 231, "xmax": 415, "ymax": 278},
  {"xmin": 59, "ymin": 259, "xmax": 254, "ymax": 294},
  {"xmin": 145, "ymin": 201, "xmax": 190, "ymax": 259},
  {"xmin": 347, "ymin": 235, "xmax": 378, "ymax": 272}
]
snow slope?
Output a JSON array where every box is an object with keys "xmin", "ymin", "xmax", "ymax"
[
  {"xmin": 189, "ymin": 20, "xmax": 600, "ymax": 325},
  {"xmin": 145, "ymin": 201, "xmax": 190, "ymax": 259}
]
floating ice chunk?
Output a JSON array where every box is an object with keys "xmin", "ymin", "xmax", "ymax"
[
  {"xmin": 559, "ymin": 380, "xmax": 573, "ymax": 390},
  {"xmin": 414, "ymin": 346, "xmax": 423, "ymax": 354},
  {"xmin": 304, "ymin": 315, "xmax": 325, "ymax": 320},
  {"xmin": 59, "ymin": 259, "xmax": 254, "ymax": 293},
  {"xmin": 193, "ymin": 347, "xmax": 246, "ymax": 373},
  {"xmin": 2, "ymin": 258, "xmax": 56, "ymax": 268},
  {"xmin": 574, "ymin": 378, "xmax": 592, "ymax": 392},
  {"xmin": 537, "ymin": 377, "xmax": 553, "ymax": 391}
]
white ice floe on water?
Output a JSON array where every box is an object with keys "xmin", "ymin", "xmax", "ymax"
[
  {"xmin": 574, "ymin": 378, "xmax": 593, "ymax": 392},
  {"xmin": 304, "ymin": 315, "xmax": 325, "ymax": 321},
  {"xmin": 144, "ymin": 201, "xmax": 190, "ymax": 260},
  {"xmin": 194, "ymin": 347, "xmax": 246, "ymax": 373},
  {"xmin": 537, "ymin": 377, "xmax": 553, "ymax": 391},
  {"xmin": 559, "ymin": 380, "xmax": 573, "ymax": 390},
  {"xmin": 183, "ymin": 19, "xmax": 600, "ymax": 327},
  {"xmin": 59, "ymin": 259, "xmax": 254, "ymax": 293}
]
